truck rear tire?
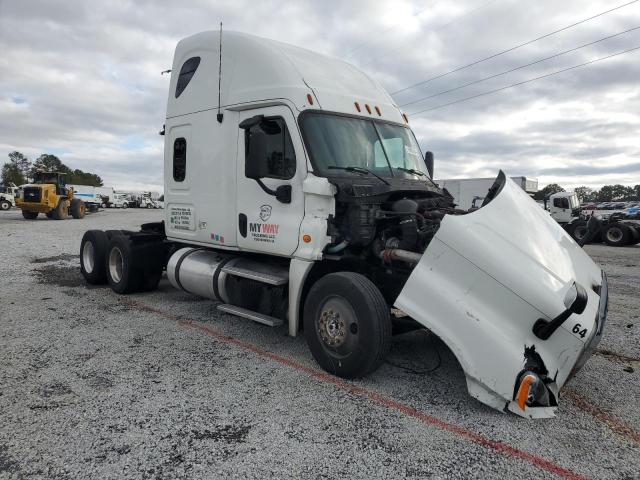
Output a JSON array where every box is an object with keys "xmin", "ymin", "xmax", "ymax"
[
  {"xmin": 22, "ymin": 210, "xmax": 38, "ymax": 219},
  {"xmin": 603, "ymin": 224, "xmax": 631, "ymax": 247},
  {"xmin": 70, "ymin": 198, "xmax": 86, "ymax": 219},
  {"xmin": 0, "ymin": 200, "xmax": 10, "ymax": 210},
  {"xmin": 568, "ymin": 220, "xmax": 588, "ymax": 243},
  {"xmin": 80, "ymin": 230, "xmax": 109, "ymax": 284},
  {"xmin": 51, "ymin": 199, "xmax": 69, "ymax": 220},
  {"xmin": 105, "ymin": 235, "xmax": 142, "ymax": 294},
  {"xmin": 303, "ymin": 272, "xmax": 391, "ymax": 379}
]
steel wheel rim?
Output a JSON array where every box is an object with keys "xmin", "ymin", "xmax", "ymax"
[
  {"xmin": 316, "ymin": 296, "xmax": 358, "ymax": 355},
  {"xmin": 574, "ymin": 226, "xmax": 587, "ymax": 240},
  {"xmin": 606, "ymin": 228, "xmax": 623, "ymax": 243},
  {"xmin": 83, "ymin": 241, "xmax": 95, "ymax": 273},
  {"xmin": 108, "ymin": 246, "xmax": 124, "ymax": 283}
]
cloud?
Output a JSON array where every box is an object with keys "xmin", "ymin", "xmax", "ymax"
[{"xmin": 1, "ymin": 0, "xmax": 639, "ymax": 192}]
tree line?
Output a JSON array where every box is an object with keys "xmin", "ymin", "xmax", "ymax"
[
  {"xmin": 533, "ymin": 183, "xmax": 640, "ymax": 202},
  {"xmin": 1, "ymin": 151, "xmax": 103, "ymax": 187}
]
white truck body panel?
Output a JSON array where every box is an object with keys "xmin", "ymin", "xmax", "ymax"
[
  {"xmin": 396, "ymin": 177, "xmax": 603, "ymax": 417},
  {"xmin": 436, "ymin": 176, "xmax": 538, "ymax": 209},
  {"xmin": 164, "ymin": 31, "xmax": 399, "ymax": 255}
]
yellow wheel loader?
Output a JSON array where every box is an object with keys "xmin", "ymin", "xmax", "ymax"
[{"xmin": 15, "ymin": 172, "xmax": 86, "ymax": 220}]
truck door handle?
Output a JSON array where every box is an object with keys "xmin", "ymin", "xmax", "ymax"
[{"xmin": 239, "ymin": 214, "xmax": 247, "ymax": 237}]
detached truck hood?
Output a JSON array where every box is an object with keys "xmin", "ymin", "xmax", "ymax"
[{"xmin": 395, "ymin": 172, "xmax": 607, "ymax": 418}]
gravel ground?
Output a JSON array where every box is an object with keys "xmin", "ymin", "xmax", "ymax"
[{"xmin": 0, "ymin": 208, "xmax": 639, "ymax": 479}]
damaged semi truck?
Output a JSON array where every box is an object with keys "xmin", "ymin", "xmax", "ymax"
[{"xmin": 79, "ymin": 31, "xmax": 608, "ymax": 418}]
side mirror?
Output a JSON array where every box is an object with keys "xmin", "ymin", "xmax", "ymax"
[
  {"xmin": 245, "ymin": 130, "xmax": 269, "ymax": 180},
  {"xmin": 533, "ymin": 282, "xmax": 587, "ymax": 340},
  {"xmin": 424, "ymin": 151, "xmax": 434, "ymax": 178}
]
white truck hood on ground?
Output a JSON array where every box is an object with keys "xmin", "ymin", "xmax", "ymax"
[{"xmin": 395, "ymin": 173, "xmax": 607, "ymax": 418}]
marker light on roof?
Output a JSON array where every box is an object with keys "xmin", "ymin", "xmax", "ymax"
[
  {"xmin": 306, "ymin": 93, "xmax": 313, "ymax": 105},
  {"xmin": 354, "ymin": 102, "xmax": 361, "ymax": 112},
  {"xmin": 375, "ymin": 106, "xmax": 381, "ymax": 116},
  {"xmin": 402, "ymin": 113, "xmax": 409, "ymax": 123},
  {"xmin": 365, "ymin": 104, "xmax": 371, "ymax": 114}
]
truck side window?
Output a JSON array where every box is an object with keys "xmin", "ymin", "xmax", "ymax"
[
  {"xmin": 173, "ymin": 138, "xmax": 187, "ymax": 182},
  {"xmin": 553, "ymin": 198, "xmax": 569, "ymax": 209},
  {"xmin": 245, "ymin": 117, "xmax": 296, "ymax": 180},
  {"xmin": 175, "ymin": 57, "xmax": 201, "ymax": 98}
]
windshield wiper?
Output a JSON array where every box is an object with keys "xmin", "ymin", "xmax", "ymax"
[
  {"xmin": 328, "ymin": 166, "xmax": 390, "ymax": 185},
  {"xmin": 396, "ymin": 167, "xmax": 426, "ymax": 177}
]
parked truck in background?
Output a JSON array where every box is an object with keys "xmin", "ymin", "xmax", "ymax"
[
  {"xmin": 0, "ymin": 183, "xmax": 18, "ymax": 210},
  {"xmin": 67, "ymin": 184, "xmax": 110, "ymax": 209},
  {"xmin": 77, "ymin": 30, "xmax": 608, "ymax": 419},
  {"xmin": 547, "ymin": 191, "xmax": 640, "ymax": 247},
  {"xmin": 436, "ymin": 176, "xmax": 538, "ymax": 209}
]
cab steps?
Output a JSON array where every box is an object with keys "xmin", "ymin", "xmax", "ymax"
[
  {"xmin": 217, "ymin": 304, "xmax": 284, "ymax": 327},
  {"xmin": 221, "ymin": 258, "xmax": 289, "ymax": 286}
]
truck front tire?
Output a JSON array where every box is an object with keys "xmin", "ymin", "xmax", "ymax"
[
  {"xmin": 51, "ymin": 199, "xmax": 69, "ymax": 220},
  {"xmin": 303, "ymin": 272, "xmax": 391, "ymax": 379},
  {"xmin": 80, "ymin": 230, "xmax": 109, "ymax": 284},
  {"xmin": 22, "ymin": 210, "xmax": 38, "ymax": 219},
  {"xmin": 70, "ymin": 199, "xmax": 86, "ymax": 219}
]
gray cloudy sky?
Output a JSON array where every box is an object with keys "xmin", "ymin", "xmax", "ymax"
[{"xmin": 1, "ymin": 0, "xmax": 639, "ymax": 191}]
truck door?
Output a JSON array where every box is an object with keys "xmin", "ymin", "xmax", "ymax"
[{"xmin": 236, "ymin": 106, "xmax": 306, "ymax": 256}]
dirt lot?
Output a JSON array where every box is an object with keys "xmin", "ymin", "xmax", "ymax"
[{"xmin": 1, "ymin": 208, "xmax": 639, "ymax": 479}]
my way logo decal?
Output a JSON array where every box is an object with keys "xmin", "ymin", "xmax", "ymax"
[{"xmin": 250, "ymin": 204, "xmax": 279, "ymax": 244}]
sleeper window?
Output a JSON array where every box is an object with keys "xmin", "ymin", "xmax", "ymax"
[
  {"xmin": 173, "ymin": 138, "xmax": 186, "ymax": 182},
  {"xmin": 175, "ymin": 57, "xmax": 200, "ymax": 98}
]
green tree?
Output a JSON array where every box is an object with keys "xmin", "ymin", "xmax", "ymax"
[
  {"xmin": 1, "ymin": 162, "xmax": 25, "ymax": 186},
  {"xmin": 573, "ymin": 186, "xmax": 593, "ymax": 202},
  {"xmin": 29, "ymin": 153, "xmax": 103, "ymax": 187},
  {"xmin": 534, "ymin": 183, "xmax": 564, "ymax": 201},
  {"xmin": 8, "ymin": 151, "xmax": 31, "ymax": 180},
  {"xmin": 31, "ymin": 154, "xmax": 64, "ymax": 175},
  {"xmin": 597, "ymin": 184, "xmax": 634, "ymax": 201}
]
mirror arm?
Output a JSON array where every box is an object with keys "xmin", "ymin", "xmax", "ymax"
[
  {"xmin": 254, "ymin": 178, "xmax": 276, "ymax": 196},
  {"xmin": 253, "ymin": 179, "xmax": 291, "ymax": 204}
]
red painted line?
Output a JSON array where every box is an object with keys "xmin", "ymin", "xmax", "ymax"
[
  {"xmin": 124, "ymin": 299, "xmax": 586, "ymax": 480},
  {"xmin": 564, "ymin": 388, "xmax": 640, "ymax": 445}
]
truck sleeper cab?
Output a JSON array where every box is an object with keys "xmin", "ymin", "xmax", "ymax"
[{"xmin": 79, "ymin": 31, "xmax": 608, "ymax": 418}]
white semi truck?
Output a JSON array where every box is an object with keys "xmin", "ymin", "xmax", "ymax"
[
  {"xmin": 547, "ymin": 191, "xmax": 640, "ymax": 247},
  {"xmin": 78, "ymin": 31, "xmax": 608, "ymax": 419},
  {"xmin": 0, "ymin": 183, "xmax": 18, "ymax": 210}
]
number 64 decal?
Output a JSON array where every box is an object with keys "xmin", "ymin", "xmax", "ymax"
[{"xmin": 572, "ymin": 323, "xmax": 588, "ymax": 338}]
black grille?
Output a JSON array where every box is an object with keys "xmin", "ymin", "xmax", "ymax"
[{"xmin": 23, "ymin": 187, "xmax": 41, "ymax": 203}]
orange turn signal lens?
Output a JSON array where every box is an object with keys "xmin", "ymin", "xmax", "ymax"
[
  {"xmin": 303, "ymin": 234, "xmax": 312, "ymax": 243},
  {"xmin": 516, "ymin": 374, "xmax": 537, "ymax": 410}
]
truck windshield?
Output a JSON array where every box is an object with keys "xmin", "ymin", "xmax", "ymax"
[
  {"xmin": 569, "ymin": 194, "xmax": 580, "ymax": 210},
  {"xmin": 300, "ymin": 113, "xmax": 433, "ymax": 183}
]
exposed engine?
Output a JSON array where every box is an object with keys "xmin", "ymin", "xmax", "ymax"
[{"xmin": 326, "ymin": 181, "xmax": 469, "ymax": 269}]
